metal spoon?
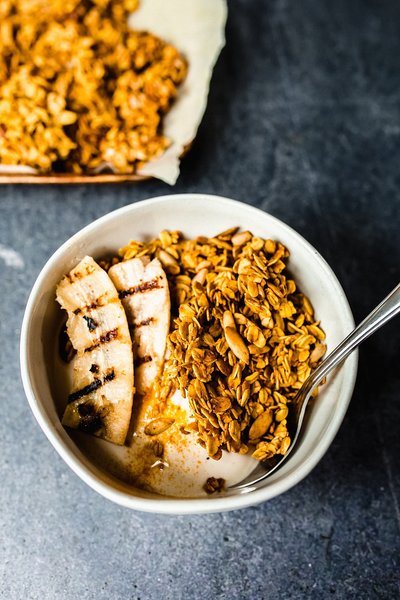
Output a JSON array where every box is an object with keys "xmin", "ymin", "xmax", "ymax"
[{"xmin": 230, "ymin": 282, "xmax": 400, "ymax": 491}]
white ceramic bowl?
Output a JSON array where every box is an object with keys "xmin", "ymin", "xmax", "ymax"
[{"xmin": 20, "ymin": 194, "xmax": 357, "ymax": 514}]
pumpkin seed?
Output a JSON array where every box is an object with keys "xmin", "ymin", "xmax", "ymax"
[{"xmin": 144, "ymin": 418, "xmax": 175, "ymax": 436}]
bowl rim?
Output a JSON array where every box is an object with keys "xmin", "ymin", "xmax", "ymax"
[{"xmin": 20, "ymin": 193, "xmax": 358, "ymax": 514}]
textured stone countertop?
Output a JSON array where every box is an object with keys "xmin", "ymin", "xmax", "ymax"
[{"xmin": 1, "ymin": 0, "xmax": 399, "ymax": 598}]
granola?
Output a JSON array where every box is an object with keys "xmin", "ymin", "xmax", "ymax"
[
  {"xmin": 118, "ymin": 228, "xmax": 327, "ymax": 464},
  {"xmin": 0, "ymin": 0, "xmax": 187, "ymax": 173},
  {"xmin": 203, "ymin": 477, "xmax": 226, "ymax": 495}
]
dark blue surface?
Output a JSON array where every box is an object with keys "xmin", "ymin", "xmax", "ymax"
[{"xmin": 1, "ymin": 1, "xmax": 399, "ymax": 598}]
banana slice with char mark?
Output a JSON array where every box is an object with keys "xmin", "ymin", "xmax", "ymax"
[
  {"xmin": 108, "ymin": 256, "xmax": 170, "ymax": 396},
  {"xmin": 56, "ymin": 256, "xmax": 134, "ymax": 445}
]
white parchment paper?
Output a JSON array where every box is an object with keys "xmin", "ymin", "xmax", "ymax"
[{"xmin": 131, "ymin": 0, "xmax": 227, "ymax": 184}]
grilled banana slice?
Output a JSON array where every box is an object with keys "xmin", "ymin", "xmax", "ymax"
[
  {"xmin": 108, "ymin": 257, "xmax": 170, "ymax": 395},
  {"xmin": 56, "ymin": 256, "xmax": 134, "ymax": 445}
]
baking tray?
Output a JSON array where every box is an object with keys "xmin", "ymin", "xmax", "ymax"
[{"xmin": 0, "ymin": 173, "xmax": 149, "ymax": 184}]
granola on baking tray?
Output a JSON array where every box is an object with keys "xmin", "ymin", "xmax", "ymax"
[{"xmin": 0, "ymin": 0, "xmax": 187, "ymax": 174}]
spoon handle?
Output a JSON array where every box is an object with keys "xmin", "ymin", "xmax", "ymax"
[{"xmin": 305, "ymin": 282, "xmax": 400, "ymax": 393}]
